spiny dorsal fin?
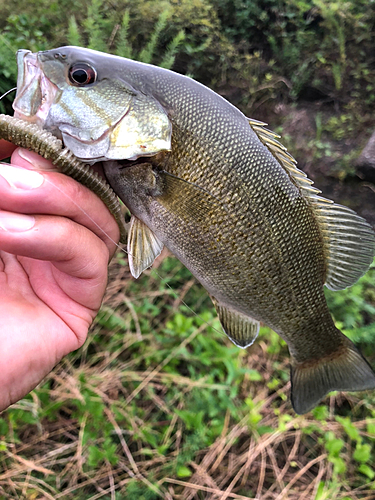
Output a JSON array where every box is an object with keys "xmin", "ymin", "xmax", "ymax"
[
  {"xmin": 211, "ymin": 296, "xmax": 260, "ymax": 348},
  {"xmin": 128, "ymin": 216, "xmax": 164, "ymax": 278},
  {"xmin": 248, "ymin": 118, "xmax": 321, "ymax": 197},
  {"xmin": 248, "ymin": 118, "xmax": 375, "ymax": 290}
]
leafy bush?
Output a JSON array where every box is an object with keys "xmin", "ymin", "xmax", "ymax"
[
  {"xmin": 326, "ymin": 259, "xmax": 375, "ymax": 354},
  {"xmin": 212, "ymin": 0, "xmax": 375, "ymax": 106},
  {"xmin": 0, "ymin": 13, "xmax": 52, "ymax": 112}
]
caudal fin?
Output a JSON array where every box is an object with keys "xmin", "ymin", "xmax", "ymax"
[{"xmin": 290, "ymin": 341, "xmax": 375, "ymax": 414}]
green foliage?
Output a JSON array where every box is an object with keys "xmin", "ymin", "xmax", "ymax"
[
  {"xmin": 336, "ymin": 414, "xmax": 375, "ymax": 480},
  {"xmin": 125, "ymin": 480, "xmax": 161, "ymax": 500},
  {"xmin": 212, "ymin": 0, "xmax": 375, "ymax": 104},
  {"xmin": 2, "ymin": 0, "xmax": 374, "ymax": 113},
  {"xmin": 312, "ymin": 0, "xmax": 348, "ymax": 91},
  {"xmin": 138, "ymin": 8, "xmax": 171, "ymax": 64},
  {"xmin": 67, "ymin": 15, "xmax": 83, "ymax": 47},
  {"xmin": 325, "ymin": 259, "xmax": 375, "ymax": 352},
  {"xmin": 324, "ymin": 431, "xmax": 346, "ymax": 474},
  {"xmin": 176, "ymin": 465, "xmax": 192, "ymax": 478},
  {"xmin": 67, "ymin": 3, "xmax": 185, "ymax": 68},
  {"xmin": 83, "ymin": 0, "xmax": 108, "ymax": 52},
  {"xmin": 115, "ymin": 10, "xmax": 132, "ymax": 60},
  {"xmin": 1, "ymin": 253, "xmax": 375, "ymax": 498},
  {"xmin": 0, "ymin": 13, "xmax": 51, "ymax": 112}
]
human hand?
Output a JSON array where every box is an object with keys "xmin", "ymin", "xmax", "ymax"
[{"xmin": 0, "ymin": 140, "xmax": 120, "ymax": 410}]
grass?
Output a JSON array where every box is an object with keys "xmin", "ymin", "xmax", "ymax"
[{"xmin": 0, "ymin": 251, "xmax": 375, "ymax": 499}]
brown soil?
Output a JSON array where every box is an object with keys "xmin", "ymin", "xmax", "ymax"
[{"xmin": 268, "ymin": 103, "xmax": 375, "ymax": 227}]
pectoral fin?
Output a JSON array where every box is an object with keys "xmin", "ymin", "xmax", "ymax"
[
  {"xmin": 211, "ymin": 297, "xmax": 260, "ymax": 348},
  {"xmin": 128, "ymin": 216, "xmax": 164, "ymax": 278}
]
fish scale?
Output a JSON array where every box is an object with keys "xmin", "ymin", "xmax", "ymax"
[
  {"xmin": 156, "ymin": 127, "xmax": 326, "ymax": 340},
  {"xmin": 11, "ymin": 46, "xmax": 375, "ymax": 414}
]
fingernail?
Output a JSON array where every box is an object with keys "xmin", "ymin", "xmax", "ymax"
[
  {"xmin": 0, "ymin": 211, "xmax": 35, "ymax": 232},
  {"xmin": 17, "ymin": 148, "xmax": 57, "ymax": 171},
  {"xmin": 0, "ymin": 163, "xmax": 44, "ymax": 189}
]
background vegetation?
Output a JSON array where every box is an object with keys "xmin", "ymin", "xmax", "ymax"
[{"xmin": 0, "ymin": 0, "xmax": 375, "ymax": 498}]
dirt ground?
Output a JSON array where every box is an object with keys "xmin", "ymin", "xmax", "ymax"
[{"xmin": 270, "ymin": 103, "xmax": 375, "ymax": 227}]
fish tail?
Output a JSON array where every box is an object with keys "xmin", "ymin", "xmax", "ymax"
[{"xmin": 290, "ymin": 338, "xmax": 375, "ymax": 414}]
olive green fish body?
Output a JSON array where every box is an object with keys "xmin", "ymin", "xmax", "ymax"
[
  {"xmin": 104, "ymin": 118, "xmax": 337, "ymax": 359},
  {"xmin": 12, "ymin": 46, "xmax": 375, "ymax": 413}
]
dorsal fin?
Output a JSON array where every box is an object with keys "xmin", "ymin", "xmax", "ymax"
[
  {"xmin": 249, "ymin": 118, "xmax": 375, "ymax": 290},
  {"xmin": 248, "ymin": 118, "xmax": 321, "ymax": 197},
  {"xmin": 308, "ymin": 200, "xmax": 375, "ymax": 290}
]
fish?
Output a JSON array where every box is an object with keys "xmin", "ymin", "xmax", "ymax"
[{"xmin": 12, "ymin": 46, "xmax": 375, "ymax": 414}]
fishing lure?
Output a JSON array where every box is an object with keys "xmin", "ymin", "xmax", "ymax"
[{"xmin": 0, "ymin": 114, "xmax": 127, "ymax": 243}]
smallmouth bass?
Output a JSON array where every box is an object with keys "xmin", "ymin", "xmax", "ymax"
[{"xmin": 11, "ymin": 46, "xmax": 375, "ymax": 414}]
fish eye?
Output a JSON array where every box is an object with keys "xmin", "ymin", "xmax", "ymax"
[{"xmin": 68, "ymin": 63, "xmax": 97, "ymax": 86}]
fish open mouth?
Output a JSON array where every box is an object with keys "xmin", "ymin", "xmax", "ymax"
[
  {"xmin": 12, "ymin": 51, "xmax": 112, "ymax": 163},
  {"xmin": 13, "ymin": 50, "xmax": 58, "ymax": 126},
  {"xmin": 9, "ymin": 48, "xmax": 164, "ymax": 176}
]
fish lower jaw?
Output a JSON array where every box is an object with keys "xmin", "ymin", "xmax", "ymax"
[{"xmin": 13, "ymin": 110, "xmax": 45, "ymax": 127}]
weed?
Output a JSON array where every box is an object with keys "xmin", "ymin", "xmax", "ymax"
[{"xmin": 1, "ymin": 254, "xmax": 375, "ymax": 498}]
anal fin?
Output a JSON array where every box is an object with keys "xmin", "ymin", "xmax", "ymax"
[
  {"xmin": 291, "ymin": 340, "xmax": 375, "ymax": 414},
  {"xmin": 211, "ymin": 297, "xmax": 260, "ymax": 348},
  {"xmin": 128, "ymin": 216, "xmax": 164, "ymax": 278}
]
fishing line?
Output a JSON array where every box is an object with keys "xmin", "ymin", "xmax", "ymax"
[
  {"xmin": 39, "ymin": 174, "xmax": 223, "ymax": 336},
  {"xmin": 0, "ymin": 88, "xmax": 17, "ymax": 101},
  {"xmin": 161, "ymin": 169, "xmax": 230, "ymax": 213}
]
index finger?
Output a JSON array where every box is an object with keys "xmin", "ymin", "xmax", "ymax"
[
  {"xmin": 5, "ymin": 148, "xmax": 121, "ymax": 255},
  {"xmin": 0, "ymin": 140, "xmax": 17, "ymax": 160}
]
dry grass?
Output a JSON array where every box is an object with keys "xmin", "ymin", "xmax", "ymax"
[{"xmin": 0, "ymin": 252, "xmax": 375, "ymax": 499}]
